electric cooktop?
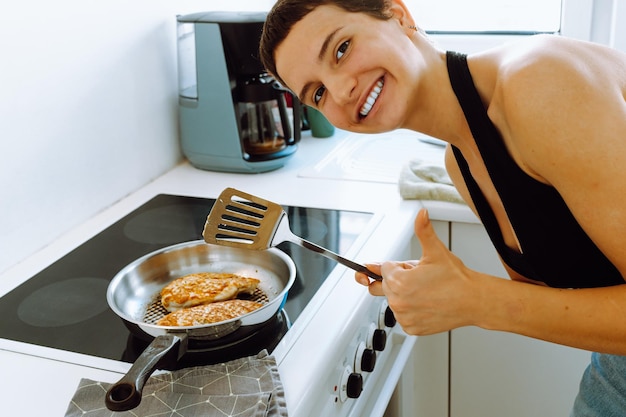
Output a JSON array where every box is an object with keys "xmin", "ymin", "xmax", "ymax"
[{"xmin": 0, "ymin": 194, "xmax": 373, "ymax": 365}]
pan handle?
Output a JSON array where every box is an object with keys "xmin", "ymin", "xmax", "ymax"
[{"xmin": 105, "ymin": 333, "xmax": 188, "ymax": 411}]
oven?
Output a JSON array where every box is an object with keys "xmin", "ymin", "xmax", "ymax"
[{"xmin": 0, "ymin": 193, "xmax": 417, "ymax": 416}]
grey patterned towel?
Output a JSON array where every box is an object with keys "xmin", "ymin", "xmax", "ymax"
[{"xmin": 65, "ymin": 350, "xmax": 288, "ymax": 417}]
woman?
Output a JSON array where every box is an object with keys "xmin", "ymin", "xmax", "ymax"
[{"xmin": 260, "ymin": 1, "xmax": 626, "ymax": 414}]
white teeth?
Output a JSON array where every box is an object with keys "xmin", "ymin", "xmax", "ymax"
[{"xmin": 360, "ymin": 80, "xmax": 384, "ymax": 117}]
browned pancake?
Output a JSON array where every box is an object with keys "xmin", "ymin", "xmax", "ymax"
[
  {"xmin": 156, "ymin": 299, "xmax": 264, "ymax": 326},
  {"xmin": 160, "ymin": 272, "xmax": 260, "ymax": 312}
]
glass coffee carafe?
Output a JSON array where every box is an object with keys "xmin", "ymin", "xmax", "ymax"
[{"xmin": 236, "ymin": 75, "xmax": 298, "ymax": 158}]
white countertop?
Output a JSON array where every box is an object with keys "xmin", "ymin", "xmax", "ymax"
[{"xmin": 0, "ymin": 129, "xmax": 475, "ymax": 416}]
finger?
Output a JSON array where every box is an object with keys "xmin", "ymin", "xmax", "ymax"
[
  {"xmin": 399, "ymin": 260, "xmax": 420, "ymax": 269},
  {"xmin": 355, "ymin": 263, "xmax": 382, "ymax": 286},
  {"xmin": 364, "ymin": 262, "xmax": 382, "ymax": 275},
  {"xmin": 414, "ymin": 208, "xmax": 447, "ymax": 259},
  {"xmin": 355, "ymin": 272, "xmax": 370, "ymax": 286},
  {"xmin": 380, "ymin": 261, "xmax": 413, "ymax": 296},
  {"xmin": 380, "ymin": 260, "xmax": 419, "ymax": 276},
  {"xmin": 367, "ymin": 280, "xmax": 384, "ymax": 296}
]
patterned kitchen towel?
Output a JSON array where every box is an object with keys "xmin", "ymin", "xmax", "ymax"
[
  {"xmin": 398, "ymin": 158, "xmax": 465, "ymax": 204},
  {"xmin": 65, "ymin": 349, "xmax": 288, "ymax": 417}
]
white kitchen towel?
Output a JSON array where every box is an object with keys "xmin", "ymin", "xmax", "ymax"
[
  {"xmin": 65, "ymin": 350, "xmax": 287, "ymax": 417},
  {"xmin": 398, "ymin": 158, "xmax": 465, "ymax": 204}
]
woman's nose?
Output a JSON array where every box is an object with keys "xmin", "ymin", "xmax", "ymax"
[{"xmin": 327, "ymin": 73, "xmax": 357, "ymax": 105}]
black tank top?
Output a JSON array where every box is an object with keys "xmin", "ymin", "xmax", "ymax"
[{"xmin": 447, "ymin": 51, "xmax": 623, "ymax": 288}]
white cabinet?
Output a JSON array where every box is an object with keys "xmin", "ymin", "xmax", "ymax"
[{"xmin": 449, "ymin": 222, "xmax": 591, "ymax": 417}]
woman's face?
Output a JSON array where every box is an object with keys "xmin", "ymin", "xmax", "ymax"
[{"xmin": 275, "ymin": 3, "xmax": 422, "ymax": 133}]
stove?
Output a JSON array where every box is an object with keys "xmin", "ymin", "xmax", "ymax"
[{"xmin": 0, "ymin": 194, "xmax": 373, "ymax": 367}]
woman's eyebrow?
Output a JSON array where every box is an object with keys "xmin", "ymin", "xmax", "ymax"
[
  {"xmin": 298, "ymin": 27, "xmax": 343, "ymax": 102},
  {"xmin": 319, "ymin": 27, "xmax": 341, "ymax": 61}
]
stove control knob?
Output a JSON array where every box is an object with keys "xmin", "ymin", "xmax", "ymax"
[
  {"xmin": 346, "ymin": 372, "xmax": 363, "ymax": 399},
  {"xmin": 379, "ymin": 300, "xmax": 397, "ymax": 328},
  {"xmin": 373, "ymin": 329, "xmax": 387, "ymax": 351},
  {"xmin": 355, "ymin": 341, "xmax": 376, "ymax": 373},
  {"xmin": 367, "ymin": 323, "xmax": 387, "ymax": 351},
  {"xmin": 384, "ymin": 306, "xmax": 397, "ymax": 328},
  {"xmin": 338, "ymin": 365, "xmax": 363, "ymax": 401}
]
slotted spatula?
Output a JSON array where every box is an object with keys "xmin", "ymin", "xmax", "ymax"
[{"xmin": 203, "ymin": 187, "xmax": 382, "ymax": 281}]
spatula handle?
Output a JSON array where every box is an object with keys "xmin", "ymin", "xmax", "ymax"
[{"xmin": 299, "ymin": 239, "xmax": 383, "ymax": 281}]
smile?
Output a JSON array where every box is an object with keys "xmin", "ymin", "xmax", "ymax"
[{"xmin": 359, "ymin": 79, "xmax": 384, "ymax": 118}]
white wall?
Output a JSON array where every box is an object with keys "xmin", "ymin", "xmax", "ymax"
[
  {"xmin": 562, "ymin": 0, "xmax": 626, "ymax": 51},
  {"xmin": 0, "ymin": 0, "xmax": 274, "ymax": 274}
]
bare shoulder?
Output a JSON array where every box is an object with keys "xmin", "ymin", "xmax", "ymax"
[
  {"xmin": 477, "ymin": 35, "xmax": 626, "ymax": 182},
  {"xmin": 489, "ymin": 36, "xmax": 626, "ymax": 121},
  {"xmin": 495, "ymin": 35, "xmax": 626, "ymax": 86}
]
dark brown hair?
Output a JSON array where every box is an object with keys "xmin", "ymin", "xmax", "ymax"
[{"xmin": 260, "ymin": 0, "xmax": 393, "ymax": 88}]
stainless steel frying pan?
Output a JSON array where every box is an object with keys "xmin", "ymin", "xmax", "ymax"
[{"xmin": 104, "ymin": 240, "xmax": 296, "ymax": 411}]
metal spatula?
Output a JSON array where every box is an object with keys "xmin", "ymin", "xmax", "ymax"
[{"xmin": 203, "ymin": 187, "xmax": 382, "ymax": 281}]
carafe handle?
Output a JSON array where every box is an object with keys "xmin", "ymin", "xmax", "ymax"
[
  {"xmin": 289, "ymin": 94, "xmax": 301, "ymax": 145},
  {"xmin": 273, "ymin": 83, "xmax": 301, "ymax": 145}
]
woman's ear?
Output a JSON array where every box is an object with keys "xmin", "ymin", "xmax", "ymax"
[{"xmin": 388, "ymin": 0, "xmax": 417, "ymax": 33}]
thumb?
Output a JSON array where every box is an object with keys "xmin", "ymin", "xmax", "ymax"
[{"xmin": 414, "ymin": 208, "xmax": 447, "ymax": 259}]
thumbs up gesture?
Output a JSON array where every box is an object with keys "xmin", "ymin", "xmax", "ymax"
[{"xmin": 357, "ymin": 208, "xmax": 482, "ymax": 335}]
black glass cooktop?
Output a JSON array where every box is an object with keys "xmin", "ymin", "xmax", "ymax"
[{"xmin": 0, "ymin": 194, "xmax": 372, "ymax": 364}]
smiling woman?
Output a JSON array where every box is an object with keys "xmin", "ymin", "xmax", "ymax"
[{"xmin": 259, "ymin": 1, "xmax": 626, "ymax": 417}]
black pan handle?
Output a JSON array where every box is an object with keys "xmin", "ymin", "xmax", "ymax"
[
  {"xmin": 299, "ymin": 239, "xmax": 383, "ymax": 281},
  {"xmin": 105, "ymin": 333, "xmax": 188, "ymax": 411}
]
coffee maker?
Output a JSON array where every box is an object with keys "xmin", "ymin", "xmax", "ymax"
[{"xmin": 177, "ymin": 11, "xmax": 301, "ymax": 173}]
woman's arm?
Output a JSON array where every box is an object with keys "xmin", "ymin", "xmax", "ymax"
[{"xmin": 372, "ymin": 209, "xmax": 626, "ymax": 355}]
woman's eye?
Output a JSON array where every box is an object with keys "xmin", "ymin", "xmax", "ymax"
[
  {"xmin": 313, "ymin": 85, "xmax": 326, "ymax": 105},
  {"xmin": 336, "ymin": 40, "xmax": 349, "ymax": 60}
]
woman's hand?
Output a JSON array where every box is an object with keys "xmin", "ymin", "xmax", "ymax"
[{"xmin": 356, "ymin": 208, "xmax": 484, "ymax": 335}]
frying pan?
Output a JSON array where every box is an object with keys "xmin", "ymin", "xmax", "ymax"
[{"xmin": 104, "ymin": 240, "xmax": 296, "ymax": 411}]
